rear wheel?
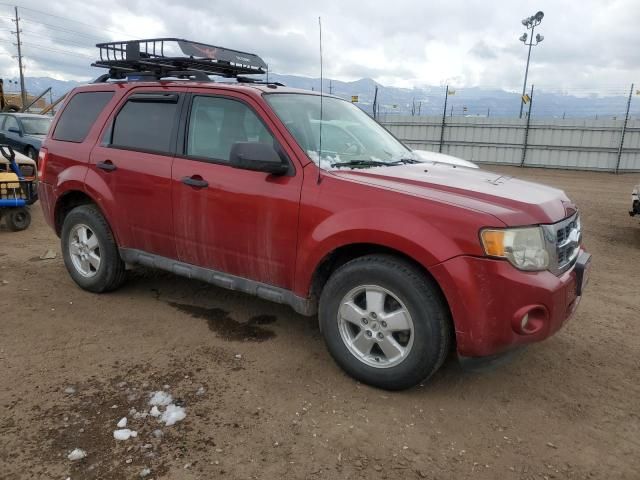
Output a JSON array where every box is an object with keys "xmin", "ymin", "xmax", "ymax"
[
  {"xmin": 61, "ymin": 204, "xmax": 126, "ymax": 292},
  {"xmin": 319, "ymin": 254, "xmax": 451, "ymax": 390},
  {"xmin": 6, "ymin": 207, "xmax": 31, "ymax": 231}
]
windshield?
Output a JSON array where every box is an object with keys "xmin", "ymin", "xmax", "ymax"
[
  {"xmin": 20, "ymin": 117, "xmax": 52, "ymax": 135},
  {"xmin": 265, "ymin": 93, "xmax": 416, "ymax": 168}
]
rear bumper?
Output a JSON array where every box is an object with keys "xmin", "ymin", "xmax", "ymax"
[
  {"xmin": 37, "ymin": 181, "xmax": 56, "ymax": 231},
  {"xmin": 431, "ymin": 250, "xmax": 591, "ymax": 358}
]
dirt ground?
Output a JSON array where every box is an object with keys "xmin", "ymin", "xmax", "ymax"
[{"xmin": 1, "ymin": 166, "xmax": 639, "ymax": 480}]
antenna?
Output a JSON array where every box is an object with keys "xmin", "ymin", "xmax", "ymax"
[{"xmin": 316, "ymin": 16, "xmax": 324, "ymax": 184}]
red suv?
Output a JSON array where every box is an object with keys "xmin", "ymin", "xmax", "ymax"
[{"xmin": 38, "ymin": 39, "xmax": 591, "ymax": 389}]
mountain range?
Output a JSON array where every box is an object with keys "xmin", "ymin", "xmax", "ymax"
[{"xmin": 7, "ymin": 75, "xmax": 639, "ymax": 119}]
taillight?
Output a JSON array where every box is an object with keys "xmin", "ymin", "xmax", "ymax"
[{"xmin": 37, "ymin": 147, "xmax": 48, "ymax": 181}]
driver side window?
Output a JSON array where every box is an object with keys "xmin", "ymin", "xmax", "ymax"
[{"xmin": 187, "ymin": 96, "xmax": 275, "ymax": 163}]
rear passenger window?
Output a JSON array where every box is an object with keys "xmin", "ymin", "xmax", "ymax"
[
  {"xmin": 111, "ymin": 95, "xmax": 179, "ymax": 154},
  {"xmin": 187, "ymin": 96, "xmax": 274, "ymax": 162},
  {"xmin": 53, "ymin": 91, "xmax": 114, "ymax": 143}
]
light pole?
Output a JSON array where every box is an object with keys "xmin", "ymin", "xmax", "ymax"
[{"xmin": 519, "ymin": 11, "xmax": 544, "ymax": 118}]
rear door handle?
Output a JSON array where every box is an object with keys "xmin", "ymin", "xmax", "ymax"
[
  {"xmin": 181, "ymin": 176, "xmax": 209, "ymax": 189},
  {"xmin": 97, "ymin": 160, "xmax": 117, "ymax": 172}
]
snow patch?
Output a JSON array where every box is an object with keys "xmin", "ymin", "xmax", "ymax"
[
  {"xmin": 117, "ymin": 417, "xmax": 127, "ymax": 428},
  {"xmin": 160, "ymin": 404, "xmax": 186, "ymax": 426},
  {"xmin": 148, "ymin": 391, "xmax": 173, "ymax": 406},
  {"xmin": 149, "ymin": 406, "xmax": 161, "ymax": 418},
  {"xmin": 140, "ymin": 467, "xmax": 152, "ymax": 478},
  {"xmin": 113, "ymin": 428, "xmax": 138, "ymax": 441},
  {"xmin": 67, "ymin": 448, "xmax": 87, "ymax": 461}
]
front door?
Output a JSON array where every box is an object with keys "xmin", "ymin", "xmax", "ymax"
[
  {"xmin": 172, "ymin": 91, "xmax": 302, "ymax": 289},
  {"xmin": 90, "ymin": 90, "xmax": 183, "ymax": 259}
]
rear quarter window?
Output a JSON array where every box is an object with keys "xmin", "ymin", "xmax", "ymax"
[{"xmin": 53, "ymin": 91, "xmax": 114, "ymax": 143}]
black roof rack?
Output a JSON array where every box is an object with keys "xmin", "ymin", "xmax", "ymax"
[{"xmin": 92, "ymin": 38, "xmax": 267, "ymax": 81}]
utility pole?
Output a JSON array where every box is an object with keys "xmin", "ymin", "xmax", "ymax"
[
  {"xmin": 329, "ymin": 80, "xmax": 333, "ymax": 95},
  {"xmin": 12, "ymin": 6, "xmax": 26, "ymax": 109}
]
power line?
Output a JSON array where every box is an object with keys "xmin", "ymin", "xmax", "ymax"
[
  {"xmin": 19, "ymin": 41, "xmax": 93, "ymax": 59},
  {"xmin": 0, "ymin": 3, "xmax": 139, "ymax": 39},
  {"xmin": 21, "ymin": 31, "xmax": 93, "ymax": 50},
  {"xmin": 20, "ymin": 18, "xmax": 105, "ymax": 41}
]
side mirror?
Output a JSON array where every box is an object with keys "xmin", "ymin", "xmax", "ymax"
[
  {"xmin": 8, "ymin": 127, "xmax": 22, "ymax": 136},
  {"xmin": 229, "ymin": 142, "xmax": 288, "ymax": 175}
]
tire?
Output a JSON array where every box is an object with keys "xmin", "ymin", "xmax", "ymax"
[
  {"xmin": 6, "ymin": 207, "xmax": 31, "ymax": 231},
  {"xmin": 319, "ymin": 254, "xmax": 451, "ymax": 390},
  {"xmin": 25, "ymin": 147, "xmax": 37, "ymax": 161},
  {"xmin": 61, "ymin": 204, "xmax": 126, "ymax": 293}
]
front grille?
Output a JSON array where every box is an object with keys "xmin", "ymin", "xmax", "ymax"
[{"xmin": 549, "ymin": 214, "xmax": 581, "ymax": 274}]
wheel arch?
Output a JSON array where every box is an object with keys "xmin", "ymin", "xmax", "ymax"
[
  {"xmin": 309, "ymin": 242, "xmax": 453, "ymax": 330},
  {"xmin": 54, "ymin": 190, "xmax": 114, "ymax": 240}
]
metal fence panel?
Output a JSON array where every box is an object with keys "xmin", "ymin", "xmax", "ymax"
[{"xmin": 380, "ymin": 116, "xmax": 640, "ymax": 172}]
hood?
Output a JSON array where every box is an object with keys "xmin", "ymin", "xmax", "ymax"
[{"xmin": 330, "ymin": 163, "xmax": 575, "ymax": 225}]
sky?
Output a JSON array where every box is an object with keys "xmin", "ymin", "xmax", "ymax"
[{"xmin": 0, "ymin": 0, "xmax": 638, "ymax": 94}]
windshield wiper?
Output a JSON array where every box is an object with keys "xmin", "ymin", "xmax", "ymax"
[
  {"xmin": 330, "ymin": 158, "xmax": 423, "ymax": 169},
  {"xmin": 330, "ymin": 159, "xmax": 391, "ymax": 168}
]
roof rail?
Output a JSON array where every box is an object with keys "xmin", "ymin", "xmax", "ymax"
[{"xmin": 92, "ymin": 38, "xmax": 267, "ymax": 80}]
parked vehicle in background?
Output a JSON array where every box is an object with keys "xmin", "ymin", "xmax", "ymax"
[
  {"xmin": 38, "ymin": 39, "xmax": 591, "ymax": 390},
  {"xmin": 412, "ymin": 149, "xmax": 479, "ymax": 168},
  {"xmin": 0, "ymin": 113, "xmax": 52, "ymax": 160},
  {"xmin": 630, "ymin": 185, "xmax": 639, "ymax": 217}
]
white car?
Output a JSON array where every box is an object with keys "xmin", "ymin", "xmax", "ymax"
[{"xmin": 412, "ymin": 149, "xmax": 479, "ymax": 168}]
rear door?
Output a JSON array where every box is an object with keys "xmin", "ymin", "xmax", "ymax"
[
  {"xmin": 89, "ymin": 89, "xmax": 183, "ymax": 259},
  {"xmin": 171, "ymin": 89, "xmax": 302, "ymax": 289}
]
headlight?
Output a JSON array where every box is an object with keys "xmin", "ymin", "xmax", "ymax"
[{"xmin": 480, "ymin": 227, "xmax": 549, "ymax": 271}]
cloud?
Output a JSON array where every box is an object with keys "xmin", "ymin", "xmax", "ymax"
[
  {"xmin": 0, "ymin": 0, "xmax": 638, "ymax": 93},
  {"xmin": 469, "ymin": 41, "xmax": 497, "ymax": 59}
]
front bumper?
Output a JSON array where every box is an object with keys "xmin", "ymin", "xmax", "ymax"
[{"xmin": 430, "ymin": 250, "xmax": 591, "ymax": 358}]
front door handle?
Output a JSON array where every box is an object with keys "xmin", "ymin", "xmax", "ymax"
[
  {"xmin": 181, "ymin": 176, "xmax": 209, "ymax": 189},
  {"xmin": 97, "ymin": 160, "xmax": 117, "ymax": 172}
]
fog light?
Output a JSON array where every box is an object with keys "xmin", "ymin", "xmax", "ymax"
[{"xmin": 512, "ymin": 305, "xmax": 548, "ymax": 335}]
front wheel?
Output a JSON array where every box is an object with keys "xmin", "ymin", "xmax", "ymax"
[
  {"xmin": 61, "ymin": 204, "xmax": 126, "ymax": 293},
  {"xmin": 319, "ymin": 255, "xmax": 451, "ymax": 390}
]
